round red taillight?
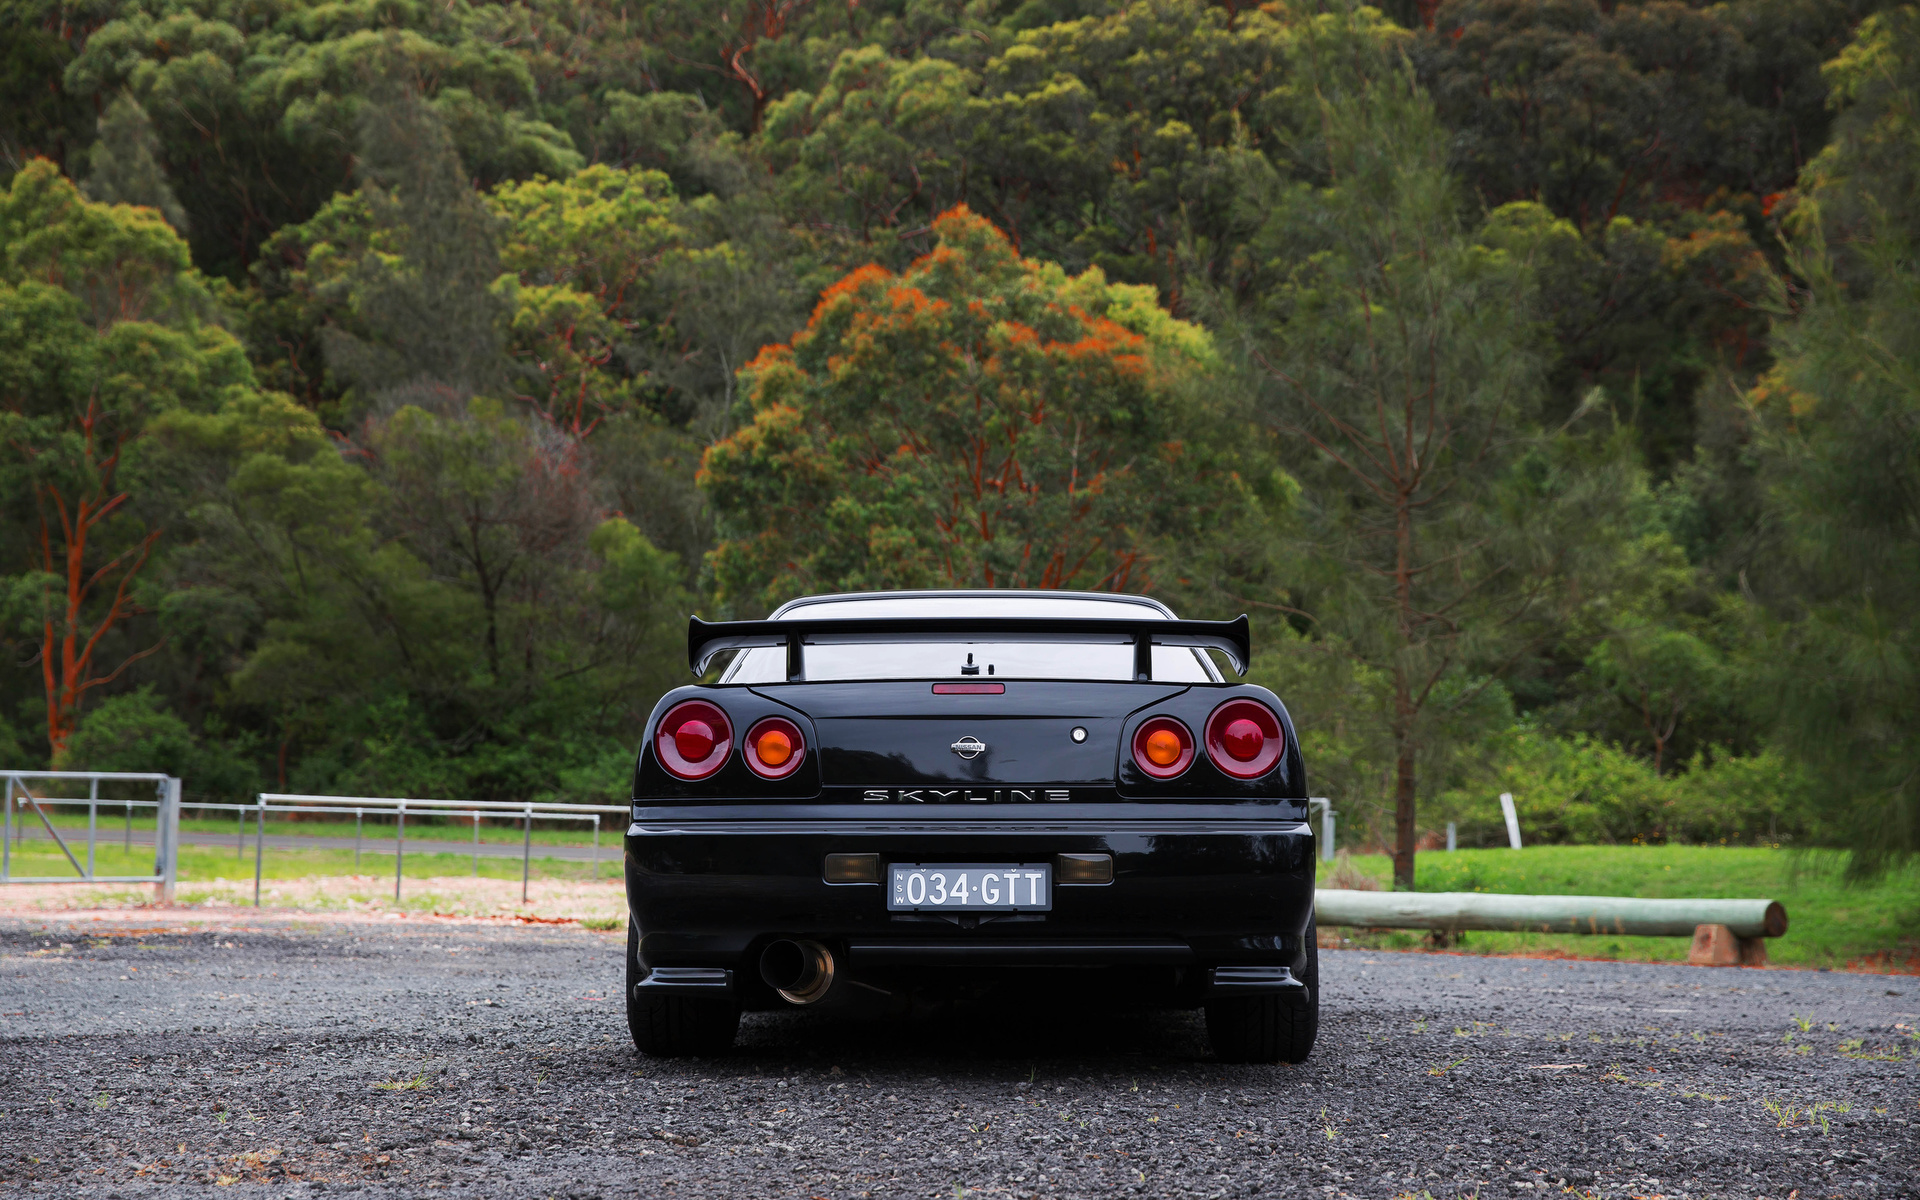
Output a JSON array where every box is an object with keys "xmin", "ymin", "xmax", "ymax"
[
  {"xmin": 1205, "ymin": 699, "xmax": 1283, "ymax": 778},
  {"xmin": 745, "ymin": 717, "xmax": 806, "ymax": 779},
  {"xmin": 1131, "ymin": 716, "xmax": 1194, "ymax": 779},
  {"xmin": 656, "ymin": 700, "xmax": 733, "ymax": 780}
]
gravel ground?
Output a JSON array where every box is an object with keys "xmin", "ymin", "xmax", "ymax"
[
  {"xmin": 0, "ymin": 879, "xmax": 627, "ymax": 922},
  {"xmin": 0, "ymin": 914, "xmax": 1914, "ymax": 1199}
]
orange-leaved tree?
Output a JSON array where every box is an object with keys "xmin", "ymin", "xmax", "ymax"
[
  {"xmin": 0, "ymin": 161, "xmax": 259, "ymax": 756},
  {"xmin": 699, "ymin": 205, "xmax": 1227, "ymax": 614}
]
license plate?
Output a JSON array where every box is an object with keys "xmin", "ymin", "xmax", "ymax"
[{"xmin": 888, "ymin": 863, "xmax": 1052, "ymax": 911}]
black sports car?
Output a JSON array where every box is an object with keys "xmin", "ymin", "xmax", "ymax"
[{"xmin": 623, "ymin": 590, "xmax": 1319, "ymax": 1063}]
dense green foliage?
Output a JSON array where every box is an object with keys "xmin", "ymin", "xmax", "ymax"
[{"xmin": 0, "ymin": 0, "xmax": 1912, "ymax": 878}]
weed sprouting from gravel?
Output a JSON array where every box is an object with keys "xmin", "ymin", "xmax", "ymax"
[
  {"xmin": 1762, "ymin": 1097, "xmax": 1852, "ymax": 1131},
  {"xmin": 1839, "ymin": 1037, "xmax": 1906, "ymax": 1061},
  {"xmin": 1427, "ymin": 1057, "xmax": 1467, "ymax": 1077}
]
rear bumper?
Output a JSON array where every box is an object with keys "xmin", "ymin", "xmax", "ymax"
[
  {"xmin": 623, "ymin": 806, "xmax": 1316, "ymax": 992},
  {"xmin": 634, "ymin": 963, "xmax": 1309, "ymax": 1002}
]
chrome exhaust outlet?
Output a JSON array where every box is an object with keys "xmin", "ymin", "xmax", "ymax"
[{"xmin": 759, "ymin": 939, "xmax": 836, "ymax": 1005}]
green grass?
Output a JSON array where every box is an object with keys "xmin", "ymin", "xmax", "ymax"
[
  {"xmin": 1329, "ymin": 845, "xmax": 1920, "ymax": 970},
  {"xmin": 11, "ymin": 822, "xmax": 1914, "ymax": 969},
  {"xmin": 1, "ymin": 841, "xmax": 614, "ymax": 884}
]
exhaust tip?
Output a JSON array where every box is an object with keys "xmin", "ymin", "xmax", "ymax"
[{"xmin": 759, "ymin": 939, "xmax": 835, "ymax": 1005}]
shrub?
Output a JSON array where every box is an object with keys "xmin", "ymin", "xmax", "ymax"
[
  {"xmin": 1429, "ymin": 729, "xmax": 1815, "ymax": 847},
  {"xmin": 60, "ymin": 688, "xmax": 262, "ymax": 801}
]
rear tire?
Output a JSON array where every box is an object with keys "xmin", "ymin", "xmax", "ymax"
[
  {"xmin": 1205, "ymin": 916, "xmax": 1320, "ymax": 1064},
  {"xmin": 625, "ymin": 920, "xmax": 739, "ymax": 1057}
]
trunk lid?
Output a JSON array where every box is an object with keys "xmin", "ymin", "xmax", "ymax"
[{"xmin": 752, "ymin": 680, "xmax": 1186, "ymax": 786}]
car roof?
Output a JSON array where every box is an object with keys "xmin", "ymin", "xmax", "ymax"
[{"xmin": 767, "ymin": 590, "xmax": 1181, "ymax": 620}]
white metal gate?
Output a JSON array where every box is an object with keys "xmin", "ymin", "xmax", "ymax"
[{"xmin": 1, "ymin": 771, "xmax": 181, "ymax": 901}]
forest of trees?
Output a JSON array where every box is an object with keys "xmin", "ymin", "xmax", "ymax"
[{"xmin": 0, "ymin": 0, "xmax": 1913, "ymax": 882}]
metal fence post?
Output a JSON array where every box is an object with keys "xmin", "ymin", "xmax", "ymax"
[
  {"xmin": 156, "ymin": 777, "xmax": 179, "ymax": 904},
  {"xmin": 590, "ymin": 815, "xmax": 599, "ymax": 880},
  {"xmin": 472, "ymin": 811, "xmax": 479, "ymax": 879},
  {"xmin": 521, "ymin": 804, "xmax": 532, "ymax": 904},
  {"xmin": 3, "ymin": 778, "xmax": 12, "ymax": 882},
  {"xmin": 1307, "ymin": 798, "xmax": 1335, "ymax": 862},
  {"xmin": 354, "ymin": 809, "xmax": 362, "ymax": 871},
  {"xmin": 253, "ymin": 799, "xmax": 265, "ymax": 907},
  {"xmin": 86, "ymin": 777, "xmax": 98, "ymax": 881},
  {"xmin": 395, "ymin": 800, "xmax": 406, "ymax": 903},
  {"xmin": 124, "ymin": 799, "xmax": 131, "ymax": 850}
]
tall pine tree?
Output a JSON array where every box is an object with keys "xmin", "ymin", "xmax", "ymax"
[{"xmin": 1759, "ymin": 7, "xmax": 1920, "ymax": 873}]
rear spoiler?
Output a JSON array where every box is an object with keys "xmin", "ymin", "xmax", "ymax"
[{"xmin": 687, "ymin": 613, "xmax": 1251, "ymax": 681}]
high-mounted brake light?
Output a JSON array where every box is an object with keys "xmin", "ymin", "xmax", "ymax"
[
  {"xmin": 1131, "ymin": 716, "xmax": 1194, "ymax": 779},
  {"xmin": 657, "ymin": 700, "xmax": 733, "ymax": 780},
  {"xmin": 745, "ymin": 716, "xmax": 806, "ymax": 779},
  {"xmin": 1205, "ymin": 698, "xmax": 1283, "ymax": 778}
]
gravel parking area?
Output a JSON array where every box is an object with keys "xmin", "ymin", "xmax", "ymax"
[{"xmin": 0, "ymin": 913, "xmax": 1914, "ymax": 1198}]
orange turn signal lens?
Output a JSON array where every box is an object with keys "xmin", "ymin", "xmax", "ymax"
[
  {"xmin": 1130, "ymin": 716, "xmax": 1194, "ymax": 779},
  {"xmin": 1144, "ymin": 728, "xmax": 1183, "ymax": 766},
  {"xmin": 745, "ymin": 716, "xmax": 805, "ymax": 779},
  {"xmin": 756, "ymin": 727, "xmax": 793, "ymax": 767}
]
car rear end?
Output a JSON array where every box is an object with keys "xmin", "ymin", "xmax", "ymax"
[{"xmin": 623, "ymin": 591, "xmax": 1319, "ymax": 1062}]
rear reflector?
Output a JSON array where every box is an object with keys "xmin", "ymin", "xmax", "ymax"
[
  {"xmin": 824, "ymin": 853, "xmax": 880, "ymax": 883},
  {"xmin": 933, "ymin": 682, "xmax": 1005, "ymax": 694},
  {"xmin": 1056, "ymin": 853, "xmax": 1113, "ymax": 884}
]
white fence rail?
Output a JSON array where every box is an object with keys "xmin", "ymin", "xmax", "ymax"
[{"xmin": 253, "ymin": 794, "xmax": 629, "ymax": 906}]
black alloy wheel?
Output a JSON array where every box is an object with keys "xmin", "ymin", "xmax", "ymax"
[{"xmin": 625, "ymin": 919, "xmax": 740, "ymax": 1056}]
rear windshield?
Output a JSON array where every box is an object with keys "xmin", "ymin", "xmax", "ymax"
[{"xmin": 720, "ymin": 596, "xmax": 1218, "ymax": 684}]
